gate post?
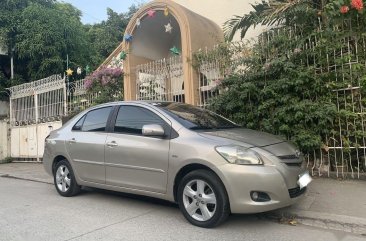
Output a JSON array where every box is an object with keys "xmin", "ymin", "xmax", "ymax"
[
  {"xmin": 34, "ymin": 90, "xmax": 39, "ymax": 162},
  {"xmin": 63, "ymin": 78, "xmax": 68, "ymax": 117}
]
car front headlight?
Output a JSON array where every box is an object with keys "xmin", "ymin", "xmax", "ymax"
[{"xmin": 215, "ymin": 145, "xmax": 264, "ymax": 165}]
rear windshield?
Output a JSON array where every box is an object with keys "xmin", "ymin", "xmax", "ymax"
[{"xmin": 154, "ymin": 102, "xmax": 239, "ymax": 130}]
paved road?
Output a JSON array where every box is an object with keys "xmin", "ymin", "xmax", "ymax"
[{"xmin": 0, "ymin": 177, "xmax": 364, "ymax": 241}]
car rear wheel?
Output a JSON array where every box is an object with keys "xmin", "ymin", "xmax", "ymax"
[
  {"xmin": 54, "ymin": 160, "xmax": 80, "ymax": 197},
  {"xmin": 177, "ymin": 169, "xmax": 230, "ymax": 228}
]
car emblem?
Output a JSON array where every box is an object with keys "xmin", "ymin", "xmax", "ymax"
[{"xmin": 295, "ymin": 150, "xmax": 301, "ymax": 158}]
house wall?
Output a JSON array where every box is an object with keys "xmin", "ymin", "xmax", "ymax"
[
  {"xmin": 0, "ymin": 101, "xmax": 9, "ymax": 116},
  {"xmin": 0, "ymin": 120, "xmax": 10, "ymax": 160},
  {"xmin": 173, "ymin": 0, "xmax": 266, "ymax": 41}
]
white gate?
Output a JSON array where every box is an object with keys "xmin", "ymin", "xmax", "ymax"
[{"xmin": 8, "ymin": 75, "xmax": 65, "ymax": 160}]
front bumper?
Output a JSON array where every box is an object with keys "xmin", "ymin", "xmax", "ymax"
[{"xmin": 216, "ymin": 163, "xmax": 307, "ymax": 213}]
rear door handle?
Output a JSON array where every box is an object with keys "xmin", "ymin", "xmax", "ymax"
[
  {"xmin": 68, "ymin": 138, "xmax": 76, "ymax": 144},
  {"xmin": 106, "ymin": 141, "xmax": 118, "ymax": 147}
]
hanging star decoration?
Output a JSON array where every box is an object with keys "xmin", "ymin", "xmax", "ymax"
[
  {"xmin": 124, "ymin": 34, "xmax": 133, "ymax": 42},
  {"xmin": 119, "ymin": 51, "xmax": 127, "ymax": 60},
  {"xmin": 136, "ymin": 18, "xmax": 141, "ymax": 27},
  {"xmin": 165, "ymin": 23, "xmax": 173, "ymax": 33},
  {"xmin": 85, "ymin": 65, "xmax": 91, "ymax": 75},
  {"xmin": 147, "ymin": 9, "xmax": 156, "ymax": 18},
  {"xmin": 170, "ymin": 46, "xmax": 180, "ymax": 56},
  {"xmin": 164, "ymin": 6, "xmax": 169, "ymax": 16},
  {"xmin": 66, "ymin": 68, "xmax": 73, "ymax": 76}
]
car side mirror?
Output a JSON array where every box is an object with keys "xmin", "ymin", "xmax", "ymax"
[{"xmin": 142, "ymin": 124, "xmax": 165, "ymax": 137}]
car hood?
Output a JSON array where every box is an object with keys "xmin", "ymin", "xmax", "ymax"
[{"xmin": 199, "ymin": 128, "xmax": 297, "ymax": 156}]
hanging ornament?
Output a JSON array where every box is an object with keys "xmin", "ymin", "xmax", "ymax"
[
  {"xmin": 170, "ymin": 46, "xmax": 180, "ymax": 56},
  {"xmin": 66, "ymin": 68, "xmax": 73, "ymax": 76},
  {"xmin": 85, "ymin": 65, "xmax": 91, "ymax": 75},
  {"xmin": 164, "ymin": 6, "xmax": 169, "ymax": 16},
  {"xmin": 119, "ymin": 51, "xmax": 127, "ymax": 60},
  {"xmin": 165, "ymin": 23, "xmax": 173, "ymax": 33},
  {"xmin": 76, "ymin": 67, "xmax": 82, "ymax": 75},
  {"xmin": 147, "ymin": 9, "xmax": 156, "ymax": 18},
  {"xmin": 136, "ymin": 18, "xmax": 141, "ymax": 27},
  {"xmin": 124, "ymin": 34, "xmax": 133, "ymax": 42}
]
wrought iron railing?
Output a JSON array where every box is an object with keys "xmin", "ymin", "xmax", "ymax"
[{"xmin": 136, "ymin": 55, "xmax": 184, "ymax": 102}]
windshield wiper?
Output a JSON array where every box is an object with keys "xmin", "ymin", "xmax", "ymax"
[
  {"xmin": 217, "ymin": 126, "xmax": 240, "ymax": 129},
  {"xmin": 189, "ymin": 126, "xmax": 214, "ymax": 130}
]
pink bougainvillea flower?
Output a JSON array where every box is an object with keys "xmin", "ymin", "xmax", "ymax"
[
  {"xmin": 84, "ymin": 79, "xmax": 93, "ymax": 89},
  {"xmin": 340, "ymin": 5, "xmax": 350, "ymax": 14},
  {"xmin": 351, "ymin": 0, "xmax": 364, "ymax": 10}
]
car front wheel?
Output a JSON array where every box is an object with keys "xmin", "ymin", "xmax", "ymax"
[
  {"xmin": 177, "ymin": 169, "xmax": 230, "ymax": 228},
  {"xmin": 54, "ymin": 159, "xmax": 80, "ymax": 197}
]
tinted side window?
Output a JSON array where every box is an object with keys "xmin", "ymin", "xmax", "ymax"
[
  {"xmin": 114, "ymin": 106, "xmax": 168, "ymax": 135},
  {"xmin": 82, "ymin": 107, "xmax": 112, "ymax": 132}
]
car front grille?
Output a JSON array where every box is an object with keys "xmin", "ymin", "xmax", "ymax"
[
  {"xmin": 288, "ymin": 186, "xmax": 307, "ymax": 198},
  {"xmin": 277, "ymin": 154, "xmax": 303, "ymax": 167},
  {"xmin": 285, "ymin": 162, "xmax": 302, "ymax": 167},
  {"xmin": 277, "ymin": 154, "xmax": 298, "ymax": 160}
]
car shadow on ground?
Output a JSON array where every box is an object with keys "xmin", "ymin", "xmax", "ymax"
[
  {"xmin": 80, "ymin": 186, "xmax": 178, "ymax": 208},
  {"xmin": 78, "ymin": 186, "xmax": 282, "ymax": 227}
]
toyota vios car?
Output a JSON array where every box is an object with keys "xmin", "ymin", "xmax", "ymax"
[{"xmin": 43, "ymin": 101, "xmax": 311, "ymax": 228}]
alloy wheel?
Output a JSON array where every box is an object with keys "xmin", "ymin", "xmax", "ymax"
[
  {"xmin": 55, "ymin": 165, "xmax": 71, "ymax": 193},
  {"xmin": 182, "ymin": 179, "xmax": 217, "ymax": 221}
]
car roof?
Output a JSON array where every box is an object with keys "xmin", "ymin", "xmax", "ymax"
[{"xmin": 89, "ymin": 100, "xmax": 179, "ymax": 109}]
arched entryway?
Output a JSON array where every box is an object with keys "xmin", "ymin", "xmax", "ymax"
[{"xmin": 102, "ymin": 0, "xmax": 223, "ymax": 105}]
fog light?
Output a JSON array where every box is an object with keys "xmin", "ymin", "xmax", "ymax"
[
  {"xmin": 250, "ymin": 191, "xmax": 271, "ymax": 202},
  {"xmin": 251, "ymin": 191, "xmax": 259, "ymax": 200}
]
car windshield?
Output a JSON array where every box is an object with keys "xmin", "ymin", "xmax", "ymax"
[{"xmin": 154, "ymin": 102, "xmax": 239, "ymax": 130}]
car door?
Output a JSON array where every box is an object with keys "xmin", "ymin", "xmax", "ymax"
[
  {"xmin": 66, "ymin": 106, "xmax": 113, "ymax": 184},
  {"xmin": 105, "ymin": 104, "xmax": 171, "ymax": 193}
]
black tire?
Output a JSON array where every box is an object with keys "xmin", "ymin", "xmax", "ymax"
[
  {"xmin": 177, "ymin": 169, "xmax": 230, "ymax": 228},
  {"xmin": 54, "ymin": 159, "xmax": 81, "ymax": 197}
]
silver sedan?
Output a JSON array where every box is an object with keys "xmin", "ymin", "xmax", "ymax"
[{"xmin": 43, "ymin": 101, "xmax": 311, "ymax": 228}]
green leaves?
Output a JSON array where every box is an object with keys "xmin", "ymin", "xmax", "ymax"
[
  {"xmin": 224, "ymin": 0, "xmax": 315, "ymax": 41},
  {"xmin": 0, "ymin": 0, "xmax": 138, "ymax": 88},
  {"xmin": 208, "ymin": 38, "xmax": 339, "ymax": 152}
]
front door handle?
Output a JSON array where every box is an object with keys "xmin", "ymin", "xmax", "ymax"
[{"xmin": 106, "ymin": 141, "xmax": 118, "ymax": 147}]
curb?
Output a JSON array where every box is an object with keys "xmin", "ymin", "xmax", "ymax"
[
  {"xmin": 269, "ymin": 209, "xmax": 366, "ymax": 235},
  {"xmin": 0, "ymin": 173, "xmax": 53, "ymax": 185}
]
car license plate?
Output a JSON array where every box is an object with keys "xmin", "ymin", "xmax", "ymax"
[{"xmin": 297, "ymin": 171, "xmax": 312, "ymax": 190}]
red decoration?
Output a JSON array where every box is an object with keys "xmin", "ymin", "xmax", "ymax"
[
  {"xmin": 147, "ymin": 9, "xmax": 156, "ymax": 18},
  {"xmin": 351, "ymin": 0, "xmax": 364, "ymax": 11},
  {"xmin": 340, "ymin": 5, "xmax": 350, "ymax": 14}
]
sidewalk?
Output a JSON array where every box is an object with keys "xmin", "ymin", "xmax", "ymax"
[
  {"xmin": 0, "ymin": 162, "xmax": 53, "ymax": 184},
  {"xmin": 270, "ymin": 176, "xmax": 366, "ymax": 235},
  {"xmin": 1, "ymin": 162, "xmax": 365, "ymax": 234}
]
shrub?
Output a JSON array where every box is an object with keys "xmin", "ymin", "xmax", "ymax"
[{"xmin": 84, "ymin": 67, "xmax": 123, "ymax": 104}]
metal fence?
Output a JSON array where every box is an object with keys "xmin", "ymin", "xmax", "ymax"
[
  {"xmin": 251, "ymin": 21, "xmax": 366, "ymax": 178},
  {"xmin": 194, "ymin": 43, "xmax": 249, "ymax": 107},
  {"xmin": 196, "ymin": 50, "xmax": 224, "ymax": 107},
  {"xmin": 8, "ymin": 75, "xmax": 66, "ymax": 126},
  {"xmin": 66, "ymin": 79, "xmax": 100, "ymax": 115},
  {"xmin": 136, "ymin": 55, "xmax": 184, "ymax": 102},
  {"xmin": 7, "ymin": 75, "xmax": 100, "ymax": 125}
]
